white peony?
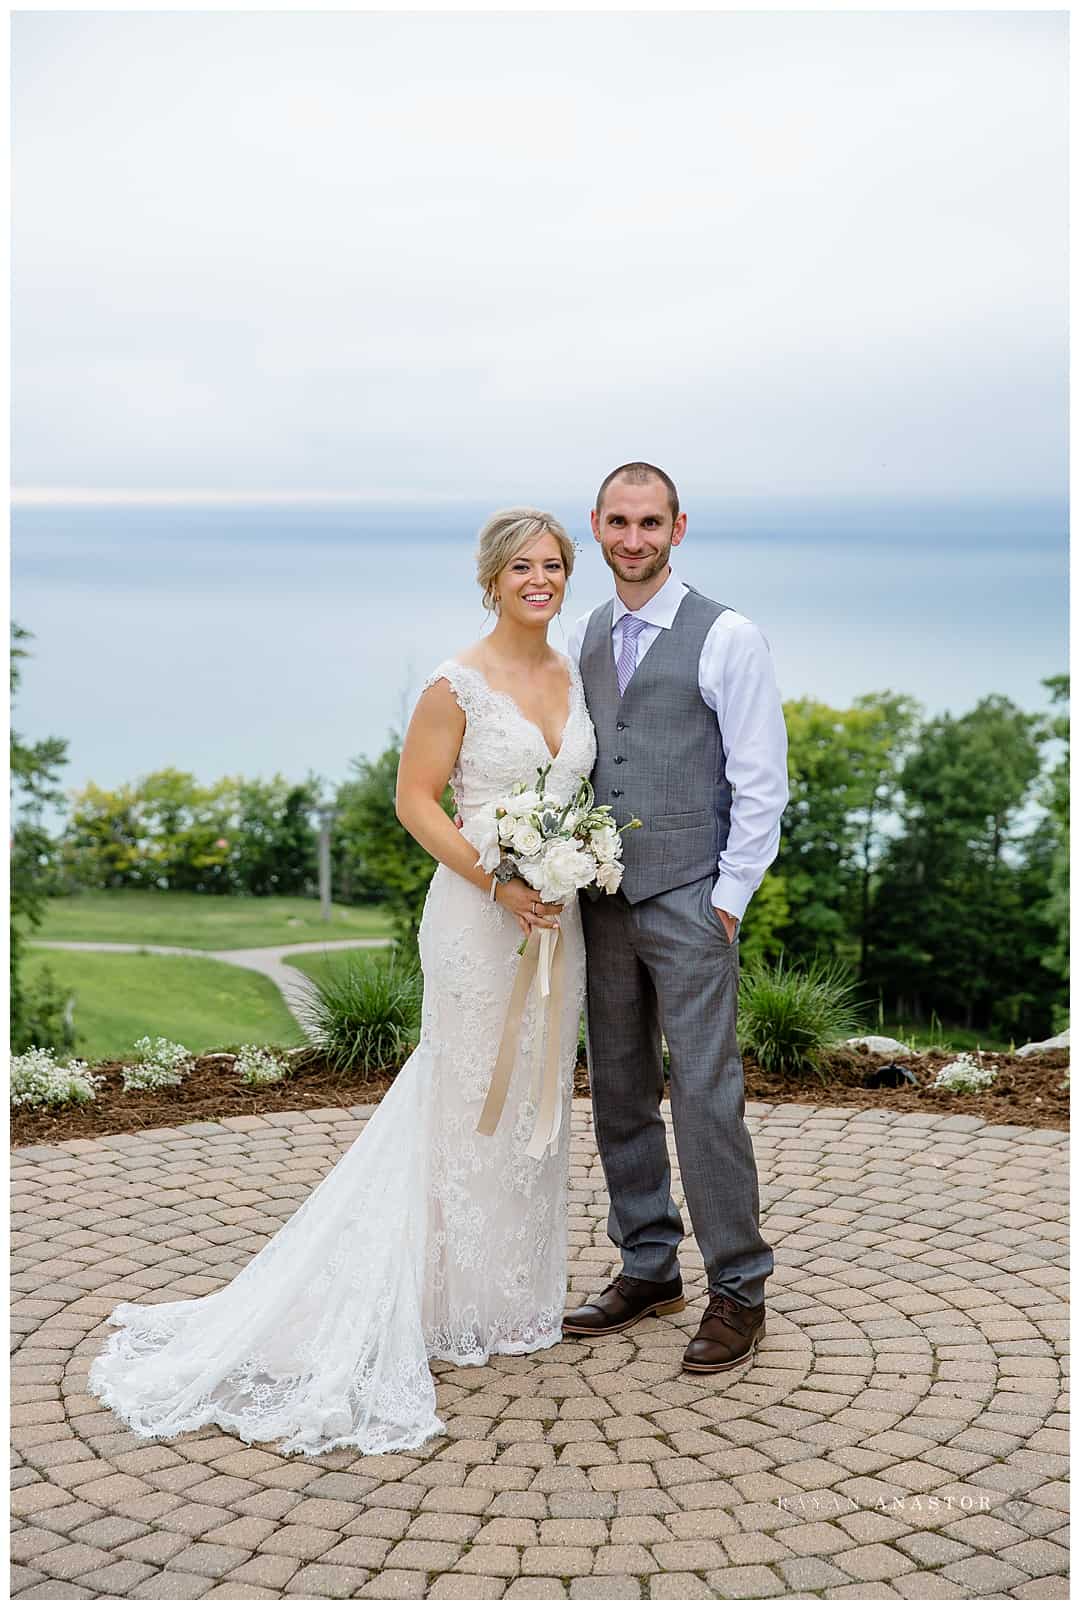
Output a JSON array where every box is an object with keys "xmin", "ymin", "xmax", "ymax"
[
  {"xmin": 595, "ymin": 859, "xmax": 623, "ymax": 894},
  {"xmin": 510, "ymin": 821, "xmax": 544, "ymax": 857},
  {"xmin": 533, "ymin": 839, "xmax": 596, "ymax": 903}
]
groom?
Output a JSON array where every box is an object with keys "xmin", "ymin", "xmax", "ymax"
[{"xmin": 564, "ymin": 461, "xmax": 789, "ymax": 1371}]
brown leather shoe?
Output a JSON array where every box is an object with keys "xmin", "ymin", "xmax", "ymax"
[
  {"xmin": 682, "ymin": 1293, "xmax": 766, "ymax": 1372},
  {"xmin": 563, "ymin": 1274, "xmax": 686, "ymax": 1337}
]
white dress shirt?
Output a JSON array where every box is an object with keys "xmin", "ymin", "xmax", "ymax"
[{"xmin": 566, "ymin": 567, "xmax": 789, "ymax": 921}]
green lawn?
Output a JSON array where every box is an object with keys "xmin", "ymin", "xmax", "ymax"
[
  {"xmin": 26, "ymin": 890, "xmax": 394, "ymax": 950},
  {"xmin": 23, "ymin": 949, "xmax": 306, "ymax": 1064},
  {"xmin": 879, "ymin": 1021, "xmax": 1011, "ymax": 1054},
  {"xmin": 282, "ymin": 950, "xmax": 384, "ymax": 986}
]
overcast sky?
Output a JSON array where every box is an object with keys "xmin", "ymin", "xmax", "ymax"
[{"xmin": 13, "ymin": 10, "xmax": 1067, "ymax": 504}]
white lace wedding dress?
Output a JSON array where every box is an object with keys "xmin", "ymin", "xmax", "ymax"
[{"xmin": 88, "ymin": 658, "xmax": 595, "ymax": 1457}]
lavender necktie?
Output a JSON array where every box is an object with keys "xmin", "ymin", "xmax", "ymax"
[{"xmin": 616, "ymin": 615, "xmax": 647, "ymax": 696}]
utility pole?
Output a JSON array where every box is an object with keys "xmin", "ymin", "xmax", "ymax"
[{"xmin": 316, "ymin": 801, "xmax": 336, "ymax": 922}]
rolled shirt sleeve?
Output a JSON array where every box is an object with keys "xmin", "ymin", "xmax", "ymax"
[{"xmin": 698, "ymin": 613, "xmax": 789, "ymax": 922}]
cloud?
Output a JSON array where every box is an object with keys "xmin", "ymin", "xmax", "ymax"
[{"xmin": 13, "ymin": 10, "xmax": 1067, "ymax": 498}]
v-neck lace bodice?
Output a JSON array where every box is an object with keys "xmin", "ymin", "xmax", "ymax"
[{"xmin": 423, "ymin": 656, "xmax": 597, "ymax": 835}]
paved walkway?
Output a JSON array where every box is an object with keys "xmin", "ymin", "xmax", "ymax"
[
  {"xmin": 30, "ymin": 939, "xmax": 392, "ymax": 1027},
  {"xmin": 11, "ymin": 1101, "xmax": 1069, "ymax": 1601}
]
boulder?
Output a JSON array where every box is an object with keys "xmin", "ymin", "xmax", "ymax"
[
  {"xmin": 1015, "ymin": 1028, "xmax": 1070, "ymax": 1057},
  {"xmin": 843, "ymin": 1035, "xmax": 912, "ymax": 1055}
]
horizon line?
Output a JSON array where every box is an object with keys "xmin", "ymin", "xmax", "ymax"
[
  {"xmin": 11, "ymin": 487, "xmax": 476, "ymax": 509},
  {"xmin": 11, "ymin": 486, "xmax": 1066, "ymax": 510}
]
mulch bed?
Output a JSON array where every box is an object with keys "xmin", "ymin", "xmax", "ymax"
[{"xmin": 11, "ymin": 1045, "xmax": 1069, "ymax": 1149}]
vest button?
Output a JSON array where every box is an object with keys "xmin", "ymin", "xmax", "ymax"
[
  {"xmin": 613, "ymin": 755, "xmax": 625, "ymax": 764},
  {"xmin": 616, "ymin": 721, "xmax": 626, "ymax": 731},
  {"xmin": 611, "ymin": 788, "xmax": 623, "ymax": 798}
]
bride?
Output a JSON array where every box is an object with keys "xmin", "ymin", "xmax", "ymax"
[{"xmin": 88, "ymin": 508, "xmax": 596, "ymax": 1456}]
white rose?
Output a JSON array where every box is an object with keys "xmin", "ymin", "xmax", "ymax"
[
  {"xmin": 595, "ymin": 860, "xmax": 623, "ymax": 894},
  {"xmin": 534, "ymin": 839, "xmax": 595, "ymax": 904},
  {"xmin": 510, "ymin": 821, "xmax": 543, "ymax": 857}
]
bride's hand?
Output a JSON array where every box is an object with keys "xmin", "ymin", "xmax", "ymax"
[{"xmin": 496, "ymin": 878, "xmax": 563, "ymax": 937}]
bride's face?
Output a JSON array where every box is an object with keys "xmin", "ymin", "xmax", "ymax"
[{"xmin": 497, "ymin": 533, "xmax": 567, "ymax": 625}]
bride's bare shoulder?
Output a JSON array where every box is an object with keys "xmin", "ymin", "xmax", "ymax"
[{"xmin": 450, "ymin": 642, "xmax": 489, "ymax": 671}]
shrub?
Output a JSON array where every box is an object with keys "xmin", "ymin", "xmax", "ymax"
[
  {"xmin": 296, "ymin": 951, "xmax": 422, "ymax": 1075},
  {"xmin": 11, "ymin": 960, "xmax": 76, "ymax": 1058},
  {"xmin": 235, "ymin": 1044, "xmax": 290, "ymax": 1087},
  {"xmin": 932, "ymin": 1052, "xmax": 996, "ymax": 1094},
  {"xmin": 12, "ymin": 1047, "xmax": 102, "ymax": 1110},
  {"xmin": 738, "ymin": 955, "xmax": 868, "ymax": 1078},
  {"xmin": 124, "ymin": 1035, "xmax": 192, "ymax": 1092}
]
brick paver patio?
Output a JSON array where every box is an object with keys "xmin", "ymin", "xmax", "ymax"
[{"xmin": 11, "ymin": 1100, "xmax": 1069, "ymax": 1600}]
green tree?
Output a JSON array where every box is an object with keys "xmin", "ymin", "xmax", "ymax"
[
  {"xmin": 774, "ymin": 699, "xmax": 860, "ymax": 963},
  {"xmin": 225, "ymin": 775, "xmax": 319, "ymax": 896},
  {"xmin": 61, "ymin": 770, "xmax": 321, "ymax": 895},
  {"xmin": 738, "ymin": 869, "xmax": 790, "ymax": 970},
  {"xmin": 846, "ymin": 692, "xmax": 922, "ymax": 976},
  {"xmin": 776, "ymin": 693, "xmax": 921, "ymax": 971},
  {"xmin": 866, "ymin": 695, "xmax": 1046, "ymax": 1036},
  {"xmin": 334, "ymin": 736, "xmax": 453, "ymax": 951},
  {"xmin": 1033, "ymin": 673, "xmax": 1068, "ymax": 1030},
  {"xmin": 62, "ymin": 770, "xmax": 230, "ymax": 890},
  {"xmin": 11, "ymin": 624, "xmax": 73, "ymax": 1052}
]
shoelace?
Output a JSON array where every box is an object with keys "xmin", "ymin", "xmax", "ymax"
[
  {"xmin": 704, "ymin": 1293, "xmax": 745, "ymax": 1325},
  {"xmin": 602, "ymin": 1275, "xmax": 652, "ymax": 1299}
]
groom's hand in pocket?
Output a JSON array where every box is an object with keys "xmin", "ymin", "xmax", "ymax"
[{"xmin": 713, "ymin": 907, "xmax": 738, "ymax": 943}]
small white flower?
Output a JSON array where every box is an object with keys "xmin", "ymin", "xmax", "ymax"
[
  {"xmin": 932, "ymin": 1053, "xmax": 996, "ymax": 1094},
  {"xmin": 590, "ymin": 826, "xmax": 620, "ymax": 863},
  {"xmin": 124, "ymin": 1035, "xmax": 191, "ymax": 1092},
  {"xmin": 595, "ymin": 860, "xmax": 623, "ymax": 894},
  {"xmin": 236, "ymin": 1044, "xmax": 289, "ymax": 1088},
  {"xmin": 11, "ymin": 1047, "xmax": 102, "ymax": 1110}
]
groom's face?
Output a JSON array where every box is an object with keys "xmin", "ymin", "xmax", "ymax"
[{"xmin": 590, "ymin": 478, "xmax": 686, "ymax": 585}]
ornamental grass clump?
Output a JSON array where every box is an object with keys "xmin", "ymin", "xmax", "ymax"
[
  {"xmin": 11, "ymin": 1047, "xmax": 103, "ymax": 1110},
  {"xmin": 296, "ymin": 951, "xmax": 422, "ymax": 1075},
  {"xmin": 738, "ymin": 957, "xmax": 868, "ymax": 1079},
  {"xmin": 124, "ymin": 1035, "xmax": 192, "ymax": 1093},
  {"xmin": 932, "ymin": 1052, "xmax": 996, "ymax": 1094},
  {"xmin": 235, "ymin": 1044, "xmax": 290, "ymax": 1088}
]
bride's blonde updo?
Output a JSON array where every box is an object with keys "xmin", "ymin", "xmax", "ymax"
[{"xmin": 476, "ymin": 508, "xmax": 575, "ymax": 613}]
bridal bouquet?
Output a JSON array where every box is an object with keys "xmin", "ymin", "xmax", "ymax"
[
  {"xmin": 475, "ymin": 761, "xmax": 641, "ymax": 920},
  {"xmin": 473, "ymin": 765, "xmax": 641, "ymax": 1162}
]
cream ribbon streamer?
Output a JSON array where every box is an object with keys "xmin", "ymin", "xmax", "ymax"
[{"xmin": 476, "ymin": 925, "xmax": 566, "ymax": 1161}]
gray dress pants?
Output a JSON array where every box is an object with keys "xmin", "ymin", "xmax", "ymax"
[{"xmin": 580, "ymin": 873, "xmax": 773, "ymax": 1307}]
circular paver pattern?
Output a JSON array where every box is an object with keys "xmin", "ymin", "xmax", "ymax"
[{"xmin": 11, "ymin": 1100, "xmax": 1069, "ymax": 1601}]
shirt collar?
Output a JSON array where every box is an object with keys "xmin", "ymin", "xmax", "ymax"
[{"xmin": 611, "ymin": 567, "xmax": 689, "ymax": 631}]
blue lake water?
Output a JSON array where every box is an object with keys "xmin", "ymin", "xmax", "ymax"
[{"xmin": 11, "ymin": 499, "xmax": 1069, "ymax": 829}]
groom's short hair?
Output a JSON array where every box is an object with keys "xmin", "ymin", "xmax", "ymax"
[{"xmin": 596, "ymin": 462, "xmax": 680, "ymax": 521}]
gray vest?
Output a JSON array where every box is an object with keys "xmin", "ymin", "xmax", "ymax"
[{"xmin": 580, "ymin": 585, "xmax": 732, "ymax": 904}]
